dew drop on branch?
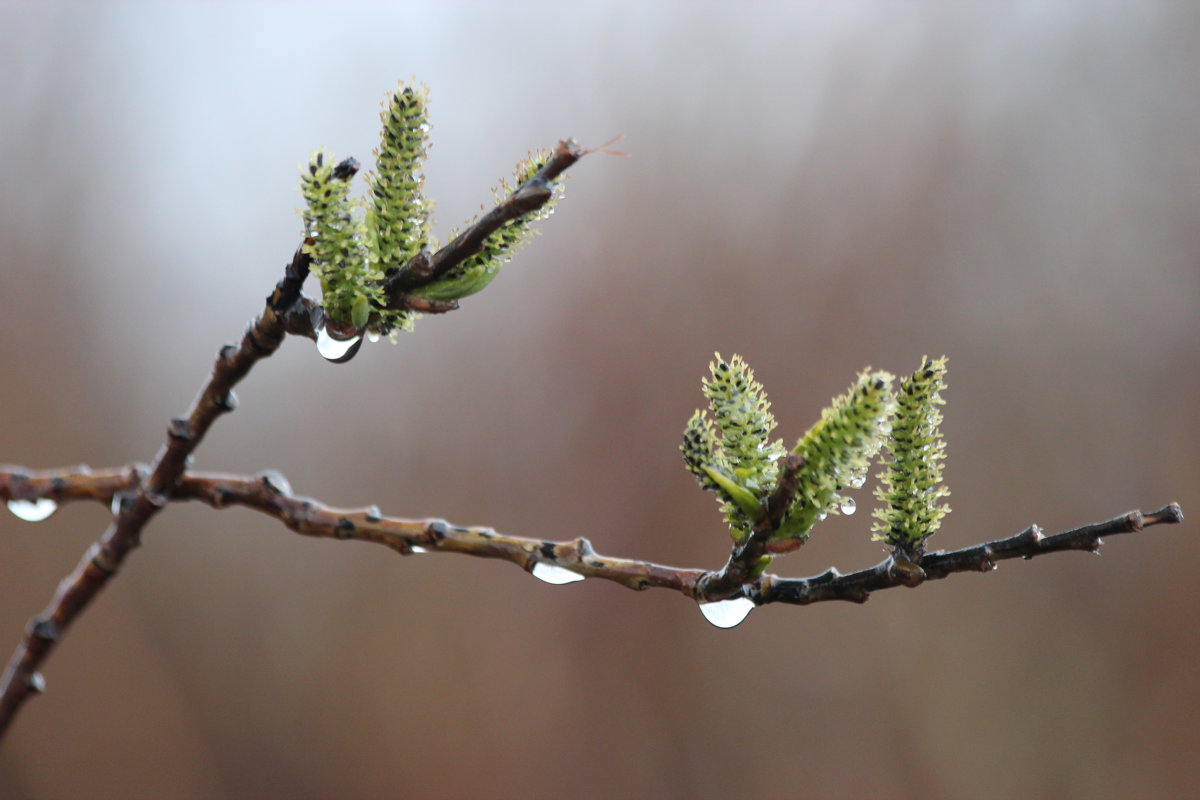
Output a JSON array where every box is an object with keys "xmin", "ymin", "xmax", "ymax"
[
  {"xmin": 409, "ymin": 545, "xmax": 427, "ymax": 554},
  {"xmin": 110, "ymin": 492, "xmax": 134, "ymax": 516},
  {"xmin": 839, "ymin": 496, "xmax": 857, "ymax": 515},
  {"xmin": 698, "ymin": 597, "xmax": 755, "ymax": 629},
  {"xmin": 315, "ymin": 326, "xmax": 363, "ymax": 362},
  {"xmin": 531, "ymin": 562, "xmax": 585, "ymax": 585},
  {"xmin": 7, "ymin": 498, "xmax": 58, "ymax": 522}
]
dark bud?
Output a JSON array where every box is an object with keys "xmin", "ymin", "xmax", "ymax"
[
  {"xmin": 30, "ymin": 618, "xmax": 59, "ymax": 643},
  {"xmin": 167, "ymin": 417, "xmax": 193, "ymax": 441},
  {"xmin": 333, "ymin": 157, "xmax": 360, "ymax": 180},
  {"xmin": 511, "ymin": 177, "xmax": 552, "ymax": 211}
]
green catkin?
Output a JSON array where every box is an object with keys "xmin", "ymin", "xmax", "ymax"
[
  {"xmin": 296, "ymin": 83, "xmax": 567, "ymax": 337},
  {"xmin": 872, "ymin": 356, "xmax": 951, "ymax": 555},
  {"xmin": 300, "ymin": 151, "xmax": 384, "ymax": 329},
  {"xmin": 681, "ymin": 354, "xmax": 784, "ymax": 542},
  {"xmin": 366, "ymin": 83, "xmax": 432, "ymax": 273},
  {"xmin": 413, "ymin": 152, "xmax": 562, "ymax": 301},
  {"xmin": 772, "ymin": 370, "xmax": 895, "ymax": 543}
]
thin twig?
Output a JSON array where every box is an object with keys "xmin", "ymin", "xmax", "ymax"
[
  {"xmin": 755, "ymin": 504, "xmax": 1185, "ymax": 605},
  {"xmin": 3, "ymin": 464, "xmax": 1182, "ymax": 614}
]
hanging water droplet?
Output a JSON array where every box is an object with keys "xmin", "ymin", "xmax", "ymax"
[
  {"xmin": 409, "ymin": 545, "xmax": 428, "ymax": 554},
  {"xmin": 818, "ymin": 511, "xmax": 828, "ymax": 521},
  {"xmin": 110, "ymin": 492, "xmax": 134, "ymax": 516},
  {"xmin": 839, "ymin": 496, "xmax": 857, "ymax": 515},
  {"xmin": 531, "ymin": 562, "xmax": 585, "ymax": 585},
  {"xmin": 259, "ymin": 471, "xmax": 292, "ymax": 496},
  {"xmin": 367, "ymin": 331, "xmax": 381, "ymax": 343},
  {"xmin": 8, "ymin": 498, "xmax": 58, "ymax": 522},
  {"xmin": 698, "ymin": 597, "xmax": 755, "ymax": 629},
  {"xmin": 315, "ymin": 326, "xmax": 363, "ymax": 362}
]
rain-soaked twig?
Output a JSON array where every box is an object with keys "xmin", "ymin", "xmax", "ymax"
[{"xmin": 3, "ymin": 463, "xmax": 1182, "ymax": 611}]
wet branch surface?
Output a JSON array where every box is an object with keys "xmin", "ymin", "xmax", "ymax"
[{"xmin": 3, "ymin": 462, "xmax": 1183, "ymax": 606}]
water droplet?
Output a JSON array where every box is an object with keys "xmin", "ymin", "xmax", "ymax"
[
  {"xmin": 531, "ymin": 562, "xmax": 585, "ymax": 585},
  {"xmin": 367, "ymin": 331, "xmax": 381, "ymax": 343},
  {"xmin": 8, "ymin": 498, "xmax": 58, "ymax": 522},
  {"xmin": 839, "ymin": 496, "xmax": 857, "ymax": 515},
  {"xmin": 818, "ymin": 511, "xmax": 827, "ymax": 521},
  {"xmin": 410, "ymin": 545, "xmax": 428, "ymax": 554},
  {"xmin": 698, "ymin": 597, "xmax": 755, "ymax": 628},
  {"xmin": 315, "ymin": 326, "xmax": 362, "ymax": 362},
  {"xmin": 110, "ymin": 492, "xmax": 134, "ymax": 516},
  {"xmin": 259, "ymin": 471, "xmax": 292, "ymax": 495}
]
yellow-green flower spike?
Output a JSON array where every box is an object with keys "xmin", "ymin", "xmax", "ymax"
[
  {"xmin": 413, "ymin": 151, "xmax": 562, "ymax": 302},
  {"xmin": 680, "ymin": 354, "xmax": 785, "ymax": 542},
  {"xmin": 773, "ymin": 370, "xmax": 896, "ymax": 543},
  {"xmin": 873, "ymin": 356, "xmax": 951, "ymax": 555},
  {"xmin": 300, "ymin": 151, "xmax": 385, "ymax": 329},
  {"xmin": 703, "ymin": 354, "xmax": 784, "ymax": 491},
  {"xmin": 366, "ymin": 83, "xmax": 432, "ymax": 273}
]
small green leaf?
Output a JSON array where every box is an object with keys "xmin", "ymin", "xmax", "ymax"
[
  {"xmin": 411, "ymin": 261, "xmax": 501, "ymax": 301},
  {"xmin": 350, "ymin": 293, "xmax": 371, "ymax": 329},
  {"xmin": 703, "ymin": 466, "xmax": 762, "ymax": 517}
]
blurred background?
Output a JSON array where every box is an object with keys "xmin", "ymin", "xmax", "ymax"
[{"xmin": 2, "ymin": 2, "xmax": 1198, "ymax": 798}]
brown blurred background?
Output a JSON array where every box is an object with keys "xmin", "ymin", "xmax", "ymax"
[{"xmin": 2, "ymin": 2, "xmax": 1198, "ymax": 798}]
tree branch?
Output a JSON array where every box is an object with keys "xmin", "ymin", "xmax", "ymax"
[
  {"xmin": 3, "ymin": 463, "xmax": 1183, "ymax": 614},
  {"xmin": 0, "ymin": 247, "xmax": 307, "ymax": 735},
  {"xmin": 754, "ymin": 503, "xmax": 1185, "ymax": 605}
]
